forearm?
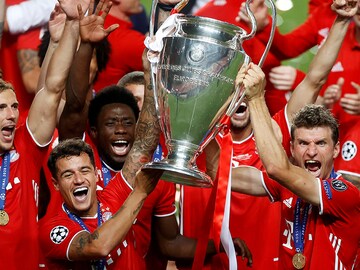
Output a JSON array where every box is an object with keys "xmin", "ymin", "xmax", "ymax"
[
  {"xmin": 17, "ymin": 49, "xmax": 41, "ymax": 94},
  {"xmin": 45, "ymin": 20, "xmax": 79, "ymax": 94},
  {"xmin": 37, "ymin": 39, "xmax": 59, "ymax": 91},
  {"xmin": 58, "ymin": 41, "xmax": 93, "ymax": 140},
  {"xmin": 248, "ymin": 97, "xmax": 290, "ymax": 179},
  {"xmin": 122, "ymin": 56, "xmax": 161, "ymax": 184},
  {"xmin": 69, "ymin": 190, "xmax": 148, "ymax": 260},
  {"xmin": 304, "ymin": 16, "xmax": 350, "ymax": 89}
]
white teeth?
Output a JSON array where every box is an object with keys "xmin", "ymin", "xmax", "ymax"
[
  {"xmin": 114, "ymin": 140, "xmax": 128, "ymax": 144},
  {"xmin": 74, "ymin": 187, "xmax": 88, "ymax": 194}
]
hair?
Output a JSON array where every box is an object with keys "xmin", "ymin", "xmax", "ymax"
[
  {"xmin": 47, "ymin": 138, "xmax": 96, "ymax": 179},
  {"xmin": 291, "ymin": 104, "xmax": 339, "ymax": 144},
  {"xmin": 117, "ymin": 71, "xmax": 145, "ymax": 88},
  {"xmin": 38, "ymin": 30, "xmax": 110, "ymax": 72},
  {"xmin": 88, "ymin": 85, "xmax": 140, "ymax": 127},
  {"xmin": 0, "ymin": 78, "xmax": 15, "ymax": 93}
]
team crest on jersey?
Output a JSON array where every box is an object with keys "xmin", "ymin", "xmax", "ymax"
[
  {"xmin": 9, "ymin": 149, "xmax": 19, "ymax": 163},
  {"xmin": 102, "ymin": 212, "xmax": 112, "ymax": 222},
  {"xmin": 341, "ymin": 140, "xmax": 357, "ymax": 161},
  {"xmin": 331, "ymin": 179, "xmax": 347, "ymax": 192},
  {"xmin": 50, "ymin": 226, "xmax": 69, "ymax": 244}
]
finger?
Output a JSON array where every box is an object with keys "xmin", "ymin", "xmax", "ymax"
[
  {"xmin": 104, "ymin": 23, "xmax": 119, "ymax": 34},
  {"xmin": 101, "ymin": 0, "xmax": 113, "ymax": 20},
  {"xmin": 351, "ymin": 81, "xmax": 360, "ymax": 93},
  {"xmin": 95, "ymin": 0, "xmax": 105, "ymax": 15},
  {"xmin": 77, "ymin": 4, "xmax": 84, "ymax": 20},
  {"xmin": 88, "ymin": 0, "xmax": 95, "ymax": 15}
]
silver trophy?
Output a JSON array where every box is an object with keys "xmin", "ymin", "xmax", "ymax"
[{"xmin": 143, "ymin": 0, "xmax": 276, "ymax": 187}]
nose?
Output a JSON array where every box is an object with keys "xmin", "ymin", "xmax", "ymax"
[
  {"xmin": 114, "ymin": 122, "xmax": 127, "ymax": 134},
  {"xmin": 306, "ymin": 143, "xmax": 318, "ymax": 157},
  {"xmin": 73, "ymin": 171, "xmax": 85, "ymax": 184},
  {"xmin": 5, "ymin": 107, "xmax": 16, "ymax": 120}
]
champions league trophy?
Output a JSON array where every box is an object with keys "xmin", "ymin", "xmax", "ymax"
[{"xmin": 143, "ymin": 0, "xmax": 276, "ymax": 187}]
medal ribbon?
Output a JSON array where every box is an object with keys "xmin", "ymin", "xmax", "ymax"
[
  {"xmin": 0, "ymin": 152, "xmax": 10, "ymax": 211},
  {"xmin": 63, "ymin": 203, "xmax": 105, "ymax": 270},
  {"xmin": 330, "ymin": 168, "xmax": 337, "ymax": 179},
  {"xmin": 100, "ymin": 160, "xmax": 112, "ymax": 187},
  {"xmin": 152, "ymin": 144, "xmax": 163, "ymax": 162},
  {"xmin": 293, "ymin": 198, "xmax": 311, "ymax": 254}
]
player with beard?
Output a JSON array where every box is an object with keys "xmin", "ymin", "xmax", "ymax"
[{"xmin": 179, "ymin": 1, "xmax": 357, "ymax": 268}]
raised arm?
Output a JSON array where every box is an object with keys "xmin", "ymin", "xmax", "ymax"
[
  {"xmin": 58, "ymin": 0, "xmax": 118, "ymax": 140},
  {"xmin": 287, "ymin": 0, "xmax": 358, "ymax": 121},
  {"xmin": 68, "ymin": 169, "xmax": 162, "ymax": 260},
  {"xmin": 27, "ymin": 1, "xmax": 84, "ymax": 145},
  {"xmin": 245, "ymin": 63, "xmax": 321, "ymax": 205},
  {"xmin": 122, "ymin": 50, "xmax": 161, "ymax": 185}
]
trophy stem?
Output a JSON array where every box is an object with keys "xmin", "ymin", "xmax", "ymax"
[{"xmin": 142, "ymin": 140, "xmax": 213, "ymax": 187}]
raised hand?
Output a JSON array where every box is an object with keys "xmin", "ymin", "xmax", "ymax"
[
  {"xmin": 340, "ymin": 81, "xmax": 360, "ymax": 114},
  {"xmin": 269, "ymin": 65, "xmax": 297, "ymax": 91},
  {"xmin": 49, "ymin": 4, "xmax": 66, "ymax": 43},
  {"xmin": 242, "ymin": 63, "xmax": 267, "ymax": 102},
  {"xmin": 236, "ymin": 0, "xmax": 269, "ymax": 31},
  {"xmin": 78, "ymin": 0, "xmax": 119, "ymax": 43},
  {"xmin": 59, "ymin": 0, "xmax": 91, "ymax": 20},
  {"xmin": 322, "ymin": 77, "xmax": 343, "ymax": 109},
  {"xmin": 332, "ymin": 0, "xmax": 359, "ymax": 18}
]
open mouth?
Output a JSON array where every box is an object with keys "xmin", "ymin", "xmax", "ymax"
[
  {"xmin": 73, "ymin": 187, "xmax": 89, "ymax": 201},
  {"xmin": 305, "ymin": 160, "xmax": 321, "ymax": 176},
  {"xmin": 1, "ymin": 125, "xmax": 15, "ymax": 141},
  {"xmin": 112, "ymin": 140, "xmax": 130, "ymax": 156}
]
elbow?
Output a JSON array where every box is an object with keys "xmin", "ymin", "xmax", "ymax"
[{"xmin": 264, "ymin": 162, "xmax": 286, "ymax": 180}]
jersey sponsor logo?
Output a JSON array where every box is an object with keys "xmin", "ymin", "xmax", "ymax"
[
  {"xmin": 331, "ymin": 179, "xmax": 348, "ymax": 192},
  {"xmin": 283, "ymin": 197, "xmax": 293, "ymax": 208},
  {"xmin": 50, "ymin": 226, "xmax": 69, "ymax": 244},
  {"xmin": 322, "ymin": 180, "xmax": 332, "ymax": 200},
  {"xmin": 341, "ymin": 140, "xmax": 357, "ymax": 161},
  {"xmin": 331, "ymin": 61, "xmax": 344, "ymax": 72}
]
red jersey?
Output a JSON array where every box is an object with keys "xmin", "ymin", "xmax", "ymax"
[
  {"xmin": 319, "ymin": 23, "xmax": 360, "ymax": 129},
  {"xmin": 334, "ymin": 121, "xmax": 360, "ymax": 178},
  {"xmin": 263, "ymin": 174, "xmax": 360, "ymax": 270},
  {"xmin": 93, "ymin": 15, "xmax": 145, "ymax": 91},
  {"xmin": 0, "ymin": 123, "xmax": 49, "ymax": 270},
  {"xmin": 179, "ymin": 107, "xmax": 291, "ymax": 269},
  {"xmin": 43, "ymin": 132, "xmax": 176, "ymax": 260},
  {"xmin": 39, "ymin": 172, "xmax": 145, "ymax": 269},
  {"xmin": 258, "ymin": 3, "xmax": 336, "ymax": 61}
]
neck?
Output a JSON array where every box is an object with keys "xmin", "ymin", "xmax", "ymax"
[
  {"xmin": 109, "ymin": 6, "xmax": 131, "ymax": 23},
  {"xmin": 230, "ymin": 124, "xmax": 253, "ymax": 142}
]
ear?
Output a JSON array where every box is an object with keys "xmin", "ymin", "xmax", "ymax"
[
  {"xmin": 52, "ymin": 177, "xmax": 60, "ymax": 191},
  {"xmin": 90, "ymin": 126, "xmax": 98, "ymax": 140},
  {"xmin": 290, "ymin": 140, "xmax": 294, "ymax": 158},
  {"xmin": 333, "ymin": 141, "xmax": 340, "ymax": 159}
]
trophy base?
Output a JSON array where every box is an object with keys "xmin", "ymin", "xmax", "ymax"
[{"xmin": 142, "ymin": 161, "xmax": 213, "ymax": 188}]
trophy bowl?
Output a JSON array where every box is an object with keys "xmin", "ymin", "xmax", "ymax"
[{"xmin": 142, "ymin": 15, "xmax": 251, "ymax": 187}]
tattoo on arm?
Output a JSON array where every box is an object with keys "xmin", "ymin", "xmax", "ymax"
[
  {"xmin": 17, "ymin": 49, "xmax": 40, "ymax": 74},
  {"xmin": 75, "ymin": 231, "xmax": 100, "ymax": 256}
]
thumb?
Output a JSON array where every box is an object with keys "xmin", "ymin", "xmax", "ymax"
[
  {"xmin": 336, "ymin": 77, "xmax": 344, "ymax": 89},
  {"xmin": 350, "ymin": 81, "xmax": 360, "ymax": 94}
]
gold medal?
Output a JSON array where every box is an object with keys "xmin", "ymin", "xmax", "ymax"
[
  {"xmin": 0, "ymin": 210, "xmax": 9, "ymax": 226},
  {"xmin": 292, "ymin": 252, "xmax": 306, "ymax": 269}
]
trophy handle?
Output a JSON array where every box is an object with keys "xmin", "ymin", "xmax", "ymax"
[{"xmin": 228, "ymin": 0, "xmax": 277, "ymax": 116}]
